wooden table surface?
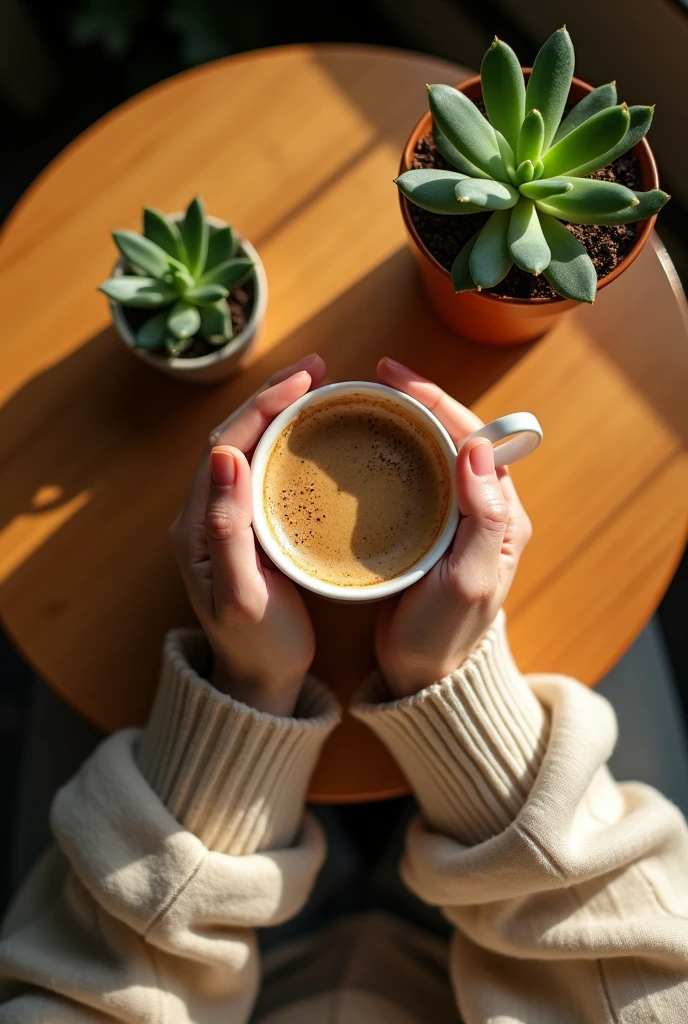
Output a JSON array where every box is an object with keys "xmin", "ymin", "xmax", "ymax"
[{"xmin": 1, "ymin": 45, "xmax": 688, "ymax": 802}]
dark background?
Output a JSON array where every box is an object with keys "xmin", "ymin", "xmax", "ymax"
[{"xmin": 2, "ymin": 0, "xmax": 687, "ymax": 908}]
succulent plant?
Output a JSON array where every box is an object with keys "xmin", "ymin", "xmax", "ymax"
[
  {"xmin": 98, "ymin": 196, "xmax": 254, "ymax": 356},
  {"xmin": 395, "ymin": 28, "xmax": 669, "ymax": 302}
]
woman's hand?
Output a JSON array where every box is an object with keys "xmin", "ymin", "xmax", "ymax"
[
  {"xmin": 170, "ymin": 353, "xmax": 327, "ymax": 716},
  {"xmin": 374, "ymin": 358, "xmax": 532, "ymax": 699}
]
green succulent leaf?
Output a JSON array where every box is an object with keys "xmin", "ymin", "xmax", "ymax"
[
  {"xmin": 197, "ymin": 257, "xmax": 254, "ymax": 291},
  {"xmin": 199, "ymin": 299, "xmax": 233, "ymax": 343},
  {"xmin": 552, "ymin": 82, "xmax": 618, "ymax": 145},
  {"xmin": 143, "ymin": 208, "xmax": 184, "ymax": 261},
  {"xmin": 432, "ymin": 123, "xmax": 490, "ymax": 179},
  {"xmin": 469, "ymin": 209, "xmax": 513, "ymax": 288},
  {"xmin": 540, "ymin": 105, "xmax": 630, "ymax": 178},
  {"xmin": 166, "ymin": 335, "xmax": 194, "ymax": 358},
  {"xmin": 168, "ymin": 260, "xmax": 195, "ymax": 291},
  {"xmin": 395, "ymin": 170, "xmax": 482, "ymax": 215},
  {"xmin": 167, "ymin": 299, "xmax": 201, "ymax": 340},
  {"xmin": 517, "ymin": 109, "xmax": 545, "ymax": 166},
  {"xmin": 112, "ymin": 230, "xmax": 171, "ymax": 280},
  {"xmin": 184, "ymin": 283, "xmax": 229, "ymax": 305},
  {"xmin": 541, "ymin": 188, "xmax": 670, "ymax": 225},
  {"xmin": 98, "ymin": 276, "xmax": 177, "ymax": 308},
  {"xmin": 535, "ymin": 177, "xmax": 638, "ymax": 220},
  {"xmin": 539, "ymin": 213, "xmax": 597, "ymax": 302},
  {"xmin": 181, "ymin": 196, "xmax": 209, "ymax": 279},
  {"xmin": 135, "ymin": 310, "xmax": 168, "ymax": 350},
  {"xmin": 516, "ymin": 160, "xmax": 535, "ymax": 184},
  {"xmin": 206, "ymin": 225, "xmax": 239, "ymax": 270},
  {"xmin": 508, "ymin": 198, "xmax": 551, "ymax": 274},
  {"xmin": 533, "ymin": 159, "xmax": 545, "ymax": 179},
  {"xmin": 450, "ymin": 233, "xmax": 480, "ymax": 292},
  {"xmin": 519, "ymin": 177, "xmax": 573, "ymax": 200},
  {"xmin": 525, "ymin": 27, "xmax": 575, "ymax": 151},
  {"xmin": 565, "ymin": 106, "xmax": 654, "ymax": 177},
  {"xmin": 495, "ymin": 130, "xmax": 518, "ymax": 185},
  {"xmin": 480, "ymin": 37, "xmax": 525, "ymax": 152},
  {"xmin": 428, "ymin": 84, "xmax": 506, "ymax": 179},
  {"xmin": 455, "ymin": 177, "xmax": 519, "ymax": 210}
]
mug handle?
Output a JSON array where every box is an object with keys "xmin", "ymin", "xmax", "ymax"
[{"xmin": 461, "ymin": 412, "xmax": 542, "ymax": 468}]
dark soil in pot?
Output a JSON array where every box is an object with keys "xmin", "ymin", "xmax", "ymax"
[
  {"xmin": 123, "ymin": 274, "xmax": 256, "ymax": 359},
  {"xmin": 410, "ymin": 133, "xmax": 642, "ymax": 301}
]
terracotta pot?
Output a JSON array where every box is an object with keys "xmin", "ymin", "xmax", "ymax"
[{"xmin": 399, "ymin": 72, "xmax": 660, "ymax": 345}]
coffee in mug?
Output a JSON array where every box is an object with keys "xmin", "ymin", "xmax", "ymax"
[{"xmin": 262, "ymin": 394, "xmax": 452, "ymax": 587}]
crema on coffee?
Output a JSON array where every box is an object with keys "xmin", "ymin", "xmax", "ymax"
[{"xmin": 262, "ymin": 395, "xmax": 451, "ymax": 586}]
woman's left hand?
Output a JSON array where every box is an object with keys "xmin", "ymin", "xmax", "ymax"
[{"xmin": 374, "ymin": 358, "xmax": 533, "ymax": 699}]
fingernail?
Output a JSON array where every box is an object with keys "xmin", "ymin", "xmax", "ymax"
[
  {"xmin": 469, "ymin": 439, "xmax": 494, "ymax": 477},
  {"xmin": 383, "ymin": 357, "xmax": 404, "ymax": 370},
  {"xmin": 211, "ymin": 448, "xmax": 236, "ymax": 486},
  {"xmin": 300, "ymin": 352, "xmax": 319, "ymax": 365}
]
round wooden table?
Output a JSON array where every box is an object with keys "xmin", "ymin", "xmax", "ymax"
[{"xmin": 2, "ymin": 46, "xmax": 687, "ymax": 802}]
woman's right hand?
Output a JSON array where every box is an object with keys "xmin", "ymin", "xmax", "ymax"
[{"xmin": 169, "ymin": 353, "xmax": 327, "ymax": 716}]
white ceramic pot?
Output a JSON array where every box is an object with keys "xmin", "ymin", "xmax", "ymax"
[
  {"xmin": 251, "ymin": 381, "xmax": 542, "ymax": 602},
  {"xmin": 109, "ymin": 216, "xmax": 267, "ymax": 385}
]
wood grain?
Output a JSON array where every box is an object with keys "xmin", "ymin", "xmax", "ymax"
[{"xmin": 1, "ymin": 46, "xmax": 687, "ymax": 802}]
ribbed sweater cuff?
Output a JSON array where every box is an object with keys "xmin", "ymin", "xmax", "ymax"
[
  {"xmin": 351, "ymin": 612, "xmax": 549, "ymax": 845},
  {"xmin": 138, "ymin": 630, "xmax": 340, "ymax": 856}
]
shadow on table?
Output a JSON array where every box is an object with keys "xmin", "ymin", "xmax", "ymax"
[{"xmin": 0, "ymin": 246, "xmax": 531, "ymax": 728}]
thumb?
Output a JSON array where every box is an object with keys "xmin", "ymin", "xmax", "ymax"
[
  {"xmin": 447, "ymin": 438, "xmax": 509, "ymax": 598},
  {"xmin": 206, "ymin": 446, "xmax": 261, "ymax": 612}
]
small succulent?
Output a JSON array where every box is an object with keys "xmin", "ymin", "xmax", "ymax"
[
  {"xmin": 99, "ymin": 196, "xmax": 254, "ymax": 356},
  {"xmin": 395, "ymin": 28, "xmax": 669, "ymax": 302}
]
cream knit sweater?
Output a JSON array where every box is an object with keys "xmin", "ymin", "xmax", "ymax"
[{"xmin": 1, "ymin": 613, "xmax": 687, "ymax": 1022}]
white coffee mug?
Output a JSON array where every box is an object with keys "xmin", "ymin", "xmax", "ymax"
[{"xmin": 251, "ymin": 382, "xmax": 542, "ymax": 601}]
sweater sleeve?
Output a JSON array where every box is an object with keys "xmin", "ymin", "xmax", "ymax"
[
  {"xmin": 0, "ymin": 630, "xmax": 340, "ymax": 1023},
  {"xmin": 352, "ymin": 612, "xmax": 688, "ymax": 1024}
]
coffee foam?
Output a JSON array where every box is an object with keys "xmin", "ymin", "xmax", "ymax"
[{"xmin": 263, "ymin": 395, "xmax": 451, "ymax": 586}]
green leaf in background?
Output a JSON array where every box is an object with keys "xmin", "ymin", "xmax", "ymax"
[
  {"xmin": 564, "ymin": 106, "xmax": 654, "ymax": 176},
  {"xmin": 395, "ymin": 170, "xmax": 480, "ymax": 214},
  {"xmin": 167, "ymin": 299, "xmax": 201, "ymax": 339},
  {"xmin": 184, "ymin": 283, "xmax": 229, "ymax": 304},
  {"xmin": 450, "ymin": 233, "xmax": 480, "ymax": 292},
  {"xmin": 469, "ymin": 209, "xmax": 513, "ymax": 288},
  {"xmin": 552, "ymin": 82, "xmax": 618, "ymax": 145},
  {"xmin": 541, "ymin": 188, "xmax": 670, "ymax": 225},
  {"xmin": 432, "ymin": 123, "xmax": 490, "ymax": 179},
  {"xmin": 516, "ymin": 160, "xmax": 535, "ymax": 184},
  {"xmin": 519, "ymin": 177, "xmax": 573, "ymax": 200},
  {"xmin": 166, "ymin": 335, "xmax": 194, "ymax": 357},
  {"xmin": 517, "ymin": 109, "xmax": 544, "ymax": 166},
  {"xmin": 507, "ymin": 197, "xmax": 550, "ymax": 274},
  {"xmin": 181, "ymin": 196, "xmax": 209, "ymax": 278},
  {"xmin": 539, "ymin": 213, "xmax": 597, "ymax": 302},
  {"xmin": 198, "ymin": 257, "xmax": 254, "ymax": 291},
  {"xmin": 428, "ymin": 84, "xmax": 506, "ymax": 179},
  {"xmin": 205, "ymin": 225, "xmax": 239, "ymax": 270},
  {"xmin": 112, "ymin": 230, "xmax": 171, "ymax": 279},
  {"xmin": 535, "ymin": 177, "xmax": 638, "ymax": 219},
  {"xmin": 455, "ymin": 178, "xmax": 519, "ymax": 210},
  {"xmin": 98, "ymin": 276, "xmax": 177, "ymax": 307},
  {"xmin": 540, "ymin": 105, "xmax": 630, "ymax": 177},
  {"xmin": 143, "ymin": 208, "xmax": 184, "ymax": 261},
  {"xmin": 525, "ymin": 27, "xmax": 575, "ymax": 150},
  {"xmin": 199, "ymin": 299, "xmax": 233, "ymax": 342},
  {"xmin": 135, "ymin": 310, "xmax": 168, "ymax": 350},
  {"xmin": 480, "ymin": 38, "xmax": 525, "ymax": 152}
]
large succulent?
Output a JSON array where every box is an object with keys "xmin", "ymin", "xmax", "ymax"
[
  {"xmin": 395, "ymin": 28, "xmax": 669, "ymax": 302},
  {"xmin": 99, "ymin": 196, "xmax": 254, "ymax": 356}
]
